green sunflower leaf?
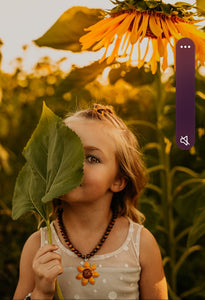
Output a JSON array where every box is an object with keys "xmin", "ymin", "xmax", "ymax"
[
  {"xmin": 34, "ymin": 6, "xmax": 103, "ymax": 52},
  {"xmin": 12, "ymin": 102, "xmax": 84, "ymax": 220}
]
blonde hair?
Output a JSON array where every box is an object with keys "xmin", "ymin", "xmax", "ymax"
[{"xmin": 64, "ymin": 104, "xmax": 148, "ymax": 224}]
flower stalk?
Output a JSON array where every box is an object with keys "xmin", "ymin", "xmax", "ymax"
[{"xmin": 46, "ymin": 206, "xmax": 64, "ymax": 300}]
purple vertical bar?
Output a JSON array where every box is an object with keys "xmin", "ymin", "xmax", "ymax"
[{"xmin": 176, "ymin": 38, "xmax": 195, "ymax": 150}]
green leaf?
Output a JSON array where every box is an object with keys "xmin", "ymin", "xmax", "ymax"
[
  {"xmin": 12, "ymin": 103, "xmax": 84, "ymax": 220},
  {"xmin": 12, "ymin": 163, "xmax": 47, "ymax": 220},
  {"xmin": 187, "ymin": 208, "xmax": 205, "ymax": 246},
  {"xmin": 34, "ymin": 6, "xmax": 103, "ymax": 52}
]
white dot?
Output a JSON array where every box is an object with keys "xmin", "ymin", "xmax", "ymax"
[
  {"xmin": 102, "ymin": 278, "xmax": 107, "ymax": 283},
  {"xmin": 125, "ymin": 264, "xmax": 129, "ymax": 267},
  {"xmin": 74, "ymin": 295, "xmax": 80, "ymax": 300},
  {"xmin": 188, "ymin": 45, "xmax": 191, "ymax": 48},
  {"xmin": 108, "ymin": 291, "xmax": 117, "ymax": 299},
  {"xmin": 99, "ymin": 264, "xmax": 102, "ymax": 268},
  {"xmin": 123, "ymin": 246, "xmax": 129, "ymax": 251},
  {"xmin": 44, "ymin": 240, "xmax": 48, "ymax": 244},
  {"xmin": 130, "ymin": 227, "xmax": 134, "ymax": 232},
  {"xmin": 180, "ymin": 45, "xmax": 183, "ymax": 48},
  {"xmin": 184, "ymin": 45, "xmax": 187, "ymax": 48},
  {"xmin": 93, "ymin": 289, "xmax": 97, "ymax": 293}
]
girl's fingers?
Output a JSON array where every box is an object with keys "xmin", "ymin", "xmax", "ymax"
[
  {"xmin": 34, "ymin": 244, "xmax": 58, "ymax": 260},
  {"xmin": 38, "ymin": 251, "xmax": 61, "ymax": 264},
  {"xmin": 36, "ymin": 259, "xmax": 64, "ymax": 280}
]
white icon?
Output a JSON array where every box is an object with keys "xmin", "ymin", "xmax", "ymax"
[
  {"xmin": 180, "ymin": 136, "xmax": 190, "ymax": 146},
  {"xmin": 180, "ymin": 45, "xmax": 191, "ymax": 48}
]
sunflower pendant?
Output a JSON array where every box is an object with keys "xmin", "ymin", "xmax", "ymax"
[{"xmin": 76, "ymin": 260, "xmax": 100, "ymax": 286}]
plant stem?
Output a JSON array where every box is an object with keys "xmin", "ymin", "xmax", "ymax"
[{"xmin": 46, "ymin": 205, "xmax": 64, "ymax": 300}]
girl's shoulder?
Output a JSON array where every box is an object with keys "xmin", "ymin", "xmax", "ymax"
[
  {"xmin": 20, "ymin": 230, "xmax": 41, "ymax": 263},
  {"xmin": 139, "ymin": 227, "xmax": 163, "ymax": 268}
]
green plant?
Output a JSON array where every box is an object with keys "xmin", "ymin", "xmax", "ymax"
[{"xmin": 12, "ymin": 103, "xmax": 84, "ymax": 300}]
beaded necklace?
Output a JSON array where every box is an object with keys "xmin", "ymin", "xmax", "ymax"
[{"xmin": 57, "ymin": 208, "xmax": 117, "ymax": 286}]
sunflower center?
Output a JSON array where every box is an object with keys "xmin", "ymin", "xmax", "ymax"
[{"xmin": 83, "ymin": 268, "xmax": 92, "ymax": 279}]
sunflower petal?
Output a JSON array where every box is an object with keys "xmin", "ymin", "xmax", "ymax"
[
  {"xmin": 88, "ymin": 277, "xmax": 95, "ymax": 285},
  {"xmin": 149, "ymin": 15, "xmax": 163, "ymax": 37},
  {"xmin": 77, "ymin": 266, "xmax": 84, "ymax": 272},
  {"xmin": 141, "ymin": 13, "xmax": 149, "ymax": 39},
  {"xmin": 165, "ymin": 18, "xmax": 181, "ymax": 39},
  {"xmin": 90, "ymin": 264, "xmax": 97, "ymax": 271},
  {"xmin": 107, "ymin": 37, "xmax": 121, "ymax": 64},
  {"xmin": 84, "ymin": 261, "xmax": 90, "ymax": 268},
  {"xmin": 92, "ymin": 272, "xmax": 100, "ymax": 278},
  {"xmin": 130, "ymin": 13, "xmax": 142, "ymax": 44},
  {"xmin": 162, "ymin": 39, "xmax": 168, "ymax": 71},
  {"xmin": 115, "ymin": 13, "xmax": 135, "ymax": 37},
  {"xmin": 76, "ymin": 273, "xmax": 83, "ymax": 279},
  {"xmin": 157, "ymin": 37, "xmax": 164, "ymax": 57},
  {"xmin": 138, "ymin": 37, "xmax": 150, "ymax": 68},
  {"xmin": 82, "ymin": 278, "xmax": 88, "ymax": 286}
]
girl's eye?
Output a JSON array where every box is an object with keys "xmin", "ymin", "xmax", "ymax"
[{"xmin": 86, "ymin": 155, "xmax": 100, "ymax": 164}]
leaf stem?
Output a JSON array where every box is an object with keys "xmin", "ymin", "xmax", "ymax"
[{"xmin": 46, "ymin": 204, "xmax": 64, "ymax": 300}]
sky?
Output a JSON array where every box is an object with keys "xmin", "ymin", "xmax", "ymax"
[{"xmin": 0, "ymin": 0, "xmax": 197, "ymax": 73}]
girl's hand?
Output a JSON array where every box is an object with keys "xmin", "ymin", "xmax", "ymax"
[{"xmin": 32, "ymin": 244, "xmax": 63, "ymax": 299}]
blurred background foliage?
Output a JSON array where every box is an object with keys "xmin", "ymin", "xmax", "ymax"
[{"xmin": 0, "ymin": 4, "xmax": 205, "ymax": 300}]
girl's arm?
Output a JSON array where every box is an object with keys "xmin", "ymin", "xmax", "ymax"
[
  {"xmin": 13, "ymin": 231, "xmax": 63, "ymax": 300},
  {"xmin": 139, "ymin": 228, "xmax": 168, "ymax": 300}
]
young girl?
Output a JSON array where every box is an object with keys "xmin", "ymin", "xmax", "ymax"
[{"xmin": 13, "ymin": 104, "xmax": 168, "ymax": 300}]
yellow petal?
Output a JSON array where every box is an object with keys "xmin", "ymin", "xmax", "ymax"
[
  {"xmin": 99, "ymin": 40, "xmax": 110, "ymax": 63},
  {"xmin": 165, "ymin": 18, "xmax": 181, "ymax": 39},
  {"xmin": 107, "ymin": 37, "xmax": 122, "ymax": 64},
  {"xmin": 120, "ymin": 31, "xmax": 130, "ymax": 52},
  {"xmin": 76, "ymin": 273, "xmax": 83, "ymax": 279},
  {"xmin": 84, "ymin": 261, "xmax": 90, "ymax": 268},
  {"xmin": 138, "ymin": 39, "xmax": 141, "ymax": 65},
  {"xmin": 85, "ymin": 14, "xmax": 128, "ymax": 34},
  {"xmin": 89, "ymin": 277, "xmax": 95, "ymax": 285},
  {"xmin": 127, "ymin": 44, "xmax": 134, "ymax": 65},
  {"xmin": 149, "ymin": 15, "xmax": 163, "ymax": 37},
  {"xmin": 138, "ymin": 37, "xmax": 150, "ymax": 68},
  {"xmin": 90, "ymin": 264, "xmax": 97, "ymax": 271},
  {"xmin": 122, "ymin": 32, "xmax": 131, "ymax": 57},
  {"xmin": 157, "ymin": 37, "xmax": 164, "ymax": 57},
  {"xmin": 177, "ymin": 22, "xmax": 205, "ymax": 40},
  {"xmin": 162, "ymin": 39, "xmax": 168, "ymax": 71},
  {"xmin": 82, "ymin": 278, "xmax": 88, "ymax": 286},
  {"xmin": 115, "ymin": 13, "xmax": 135, "ymax": 37},
  {"xmin": 130, "ymin": 13, "xmax": 142, "ymax": 44},
  {"xmin": 92, "ymin": 272, "xmax": 100, "ymax": 278},
  {"xmin": 141, "ymin": 13, "xmax": 149, "ymax": 39},
  {"xmin": 77, "ymin": 266, "xmax": 84, "ymax": 272},
  {"xmin": 160, "ymin": 19, "xmax": 171, "ymax": 43}
]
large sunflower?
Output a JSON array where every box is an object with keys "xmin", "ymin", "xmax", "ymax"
[{"xmin": 80, "ymin": 0, "xmax": 205, "ymax": 74}]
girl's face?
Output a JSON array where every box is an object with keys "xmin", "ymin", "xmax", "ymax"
[{"xmin": 60, "ymin": 119, "xmax": 126, "ymax": 206}]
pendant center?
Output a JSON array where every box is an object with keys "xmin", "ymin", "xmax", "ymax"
[{"xmin": 83, "ymin": 268, "xmax": 92, "ymax": 279}]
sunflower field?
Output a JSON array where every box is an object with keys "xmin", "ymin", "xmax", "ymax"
[{"xmin": 0, "ymin": 1, "xmax": 205, "ymax": 299}]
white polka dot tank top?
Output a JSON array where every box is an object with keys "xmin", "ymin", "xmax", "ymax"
[{"xmin": 40, "ymin": 218, "xmax": 143, "ymax": 300}]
